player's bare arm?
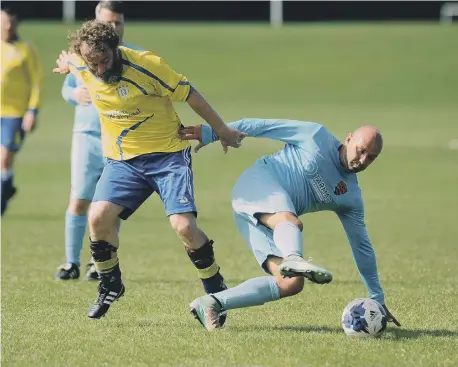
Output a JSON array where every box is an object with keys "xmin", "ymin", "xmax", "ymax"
[
  {"xmin": 22, "ymin": 46, "xmax": 41, "ymax": 134},
  {"xmin": 21, "ymin": 111, "xmax": 37, "ymax": 133},
  {"xmin": 186, "ymin": 89, "xmax": 246, "ymax": 153}
]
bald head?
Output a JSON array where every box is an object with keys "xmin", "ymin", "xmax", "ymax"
[
  {"xmin": 341, "ymin": 125, "xmax": 383, "ymax": 173},
  {"xmin": 352, "ymin": 125, "xmax": 383, "ymax": 155}
]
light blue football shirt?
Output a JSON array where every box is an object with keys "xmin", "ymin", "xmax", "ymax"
[{"xmin": 202, "ymin": 118, "xmax": 385, "ymax": 304}]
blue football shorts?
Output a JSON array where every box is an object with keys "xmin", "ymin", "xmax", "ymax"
[
  {"xmin": 92, "ymin": 147, "xmax": 196, "ymax": 220},
  {"xmin": 1, "ymin": 117, "xmax": 25, "ymax": 152}
]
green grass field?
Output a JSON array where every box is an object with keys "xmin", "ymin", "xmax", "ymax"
[{"xmin": 2, "ymin": 22, "xmax": 458, "ymax": 367}]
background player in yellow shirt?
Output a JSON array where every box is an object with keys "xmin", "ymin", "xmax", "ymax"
[
  {"xmin": 53, "ymin": 20, "xmax": 246, "ymax": 319},
  {"xmin": 1, "ymin": 7, "xmax": 42, "ymax": 216}
]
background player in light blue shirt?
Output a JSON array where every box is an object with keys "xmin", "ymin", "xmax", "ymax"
[
  {"xmin": 180, "ymin": 118, "xmax": 401, "ymax": 331},
  {"xmin": 56, "ymin": 1, "xmax": 141, "ymax": 281}
]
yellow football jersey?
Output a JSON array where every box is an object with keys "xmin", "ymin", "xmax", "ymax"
[
  {"xmin": 68, "ymin": 46, "xmax": 191, "ymax": 160},
  {"xmin": 1, "ymin": 40, "xmax": 42, "ymax": 117}
]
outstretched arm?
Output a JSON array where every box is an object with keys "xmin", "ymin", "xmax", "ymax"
[
  {"xmin": 186, "ymin": 118, "xmax": 322, "ymax": 148},
  {"xmin": 187, "ymin": 89, "xmax": 246, "ymax": 153}
]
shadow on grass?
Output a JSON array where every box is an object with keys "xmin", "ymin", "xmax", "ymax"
[
  {"xmin": 128, "ymin": 278, "xmax": 195, "ymax": 286},
  {"xmin": 386, "ymin": 328, "xmax": 458, "ymax": 339},
  {"xmin": 127, "ymin": 277, "xmax": 247, "ymax": 286},
  {"xmin": 230, "ymin": 325, "xmax": 458, "ymax": 339},
  {"xmin": 112, "ymin": 319, "xmax": 170, "ymax": 328},
  {"xmin": 108, "ymin": 317, "xmax": 458, "ymax": 340},
  {"xmin": 230, "ymin": 324, "xmax": 342, "ymax": 334},
  {"xmin": 320, "ymin": 279, "xmax": 362, "ymax": 285}
]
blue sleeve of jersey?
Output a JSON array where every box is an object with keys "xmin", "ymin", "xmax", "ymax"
[
  {"xmin": 200, "ymin": 118, "xmax": 321, "ymax": 146},
  {"xmin": 337, "ymin": 208, "xmax": 385, "ymax": 305},
  {"xmin": 61, "ymin": 73, "xmax": 77, "ymax": 106}
]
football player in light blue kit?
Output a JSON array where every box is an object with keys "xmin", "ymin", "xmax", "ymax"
[
  {"xmin": 56, "ymin": 1, "xmax": 142, "ymax": 280},
  {"xmin": 181, "ymin": 118, "xmax": 401, "ymax": 331}
]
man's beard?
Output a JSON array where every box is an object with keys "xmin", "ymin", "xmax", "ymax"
[
  {"xmin": 349, "ymin": 163, "xmax": 366, "ymax": 173},
  {"xmin": 96, "ymin": 49, "xmax": 122, "ymax": 84},
  {"xmin": 338, "ymin": 146, "xmax": 351, "ymax": 172}
]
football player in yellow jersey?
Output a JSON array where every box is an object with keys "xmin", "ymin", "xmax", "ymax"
[
  {"xmin": 53, "ymin": 20, "xmax": 246, "ymax": 319},
  {"xmin": 1, "ymin": 7, "xmax": 42, "ymax": 216},
  {"xmin": 55, "ymin": 1, "xmax": 143, "ymax": 283}
]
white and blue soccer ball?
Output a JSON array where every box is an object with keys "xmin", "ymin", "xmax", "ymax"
[{"xmin": 342, "ymin": 298, "xmax": 387, "ymax": 337}]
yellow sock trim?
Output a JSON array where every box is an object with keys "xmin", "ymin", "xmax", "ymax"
[
  {"xmin": 197, "ymin": 262, "xmax": 219, "ymax": 279},
  {"xmin": 94, "ymin": 256, "xmax": 119, "ymax": 274}
]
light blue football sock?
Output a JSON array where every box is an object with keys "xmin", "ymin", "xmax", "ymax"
[
  {"xmin": 273, "ymin": 221, "xmax": 303, "ymax": 258},
  {"xmin": 65, "ymin": 211, "xmax": 87, "ymax": 266},
  {"xmin": 213, "ymin": 276, "xmax": 280, "ymax": 310}
]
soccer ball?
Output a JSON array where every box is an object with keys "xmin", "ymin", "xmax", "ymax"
[{"xmin": 342, "ymin": 298, "xmax": 387, "ymax": 337}]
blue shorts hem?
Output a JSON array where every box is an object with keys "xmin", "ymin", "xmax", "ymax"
[
  {"xmin": 165, "ymin": 206, "xmax": 198, "ymax": 217},
  {"xmin": 92, "ymin": 197, "xmax": 131, "ymax": 220},
  {"xmin": 0, "ymin": 143, "xmax": 21, "ymax": 152}
]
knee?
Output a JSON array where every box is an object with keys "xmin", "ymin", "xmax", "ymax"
[
  {"xmin": 68, "ymin": 199, "xmax": 91, "ymax": 216},
  {"xmin": 169, "ymin": 213, "xmax": 195, "ymax": 240},
  {"xmin": 1, "ymin": 147, "xmax": 14, "ymax": 170},
  {"xmin": 277, "ymin": 276, "xmax": 304, "ymax": 298},
  {"xmin": 88, "ymin": 203, "xmax": 114, "ymax": 236},
  {"xmin": 276, "ymin": 213, "xmax": 303, "ymax": 231}
]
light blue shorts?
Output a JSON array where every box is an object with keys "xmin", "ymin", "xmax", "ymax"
[
  {"xmin": 231, "ymin": 162, "xmax": 297, "ymax": 272},
  {"xmin": 233, "ymin": 211, "xmax": 281, "ymax": 273},
  {"xmin": 231, "ymin": 162, "xmax": 297, "ymax": 224},
  {"xmin": 70, "ymin": 131, "xmax": 105, "ymax": 201}
]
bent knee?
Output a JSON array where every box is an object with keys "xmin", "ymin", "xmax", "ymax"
[
  {"xmin": 88, "ymin": 202, "xmax": 120, "ymax": 232},
  {"xmin": 277, "ymin": 276, "xmax": 304, "ymax": 298},
  {"xmin": 169, "ymin": 213, "xmax": 196, "ymax": 239},
  {"xmin": 1, "ymin": 147, "xmax": 15, "ymax": 170},
  {"xmin": 88, "ymin": 205, "xmax": 105, "ymax": 231}
]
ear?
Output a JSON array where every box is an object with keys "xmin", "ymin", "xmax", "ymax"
[{"xmin": 345, "ymin": 132, "xmax": 352, "ymax": 144}]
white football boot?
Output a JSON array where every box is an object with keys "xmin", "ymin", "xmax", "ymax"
[
  {"xmin": 279, "ymin": 255, "xmax": 333, "ymax": 284},
  {"xmin": 190, "ymin": 295, "xmax": 226, "ymax": 331}
]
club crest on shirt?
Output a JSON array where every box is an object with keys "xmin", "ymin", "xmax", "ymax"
[
  {"xmin": 116, "ymin": 85, "xmax": 129, "ymax": 99},
  {"xmin": 334, "ymin": 180, "xmax": 347, "ymax": 195}
]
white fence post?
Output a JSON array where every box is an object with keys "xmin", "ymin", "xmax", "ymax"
[
  {"xmin": 270, "ymin": 0, "xmax": 283, "ymax": 28},
  {"xmin": 440, "ymin": 2, "xmax": 458, "ymax": 24},
  {"xmin": 63, "ymin": 0, "xmax": 76, "ymax": 23}
]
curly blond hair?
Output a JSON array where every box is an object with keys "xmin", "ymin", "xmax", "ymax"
[{"xmin": 68, "ymin": 20, "xmax": 119, "ymax": 58}]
